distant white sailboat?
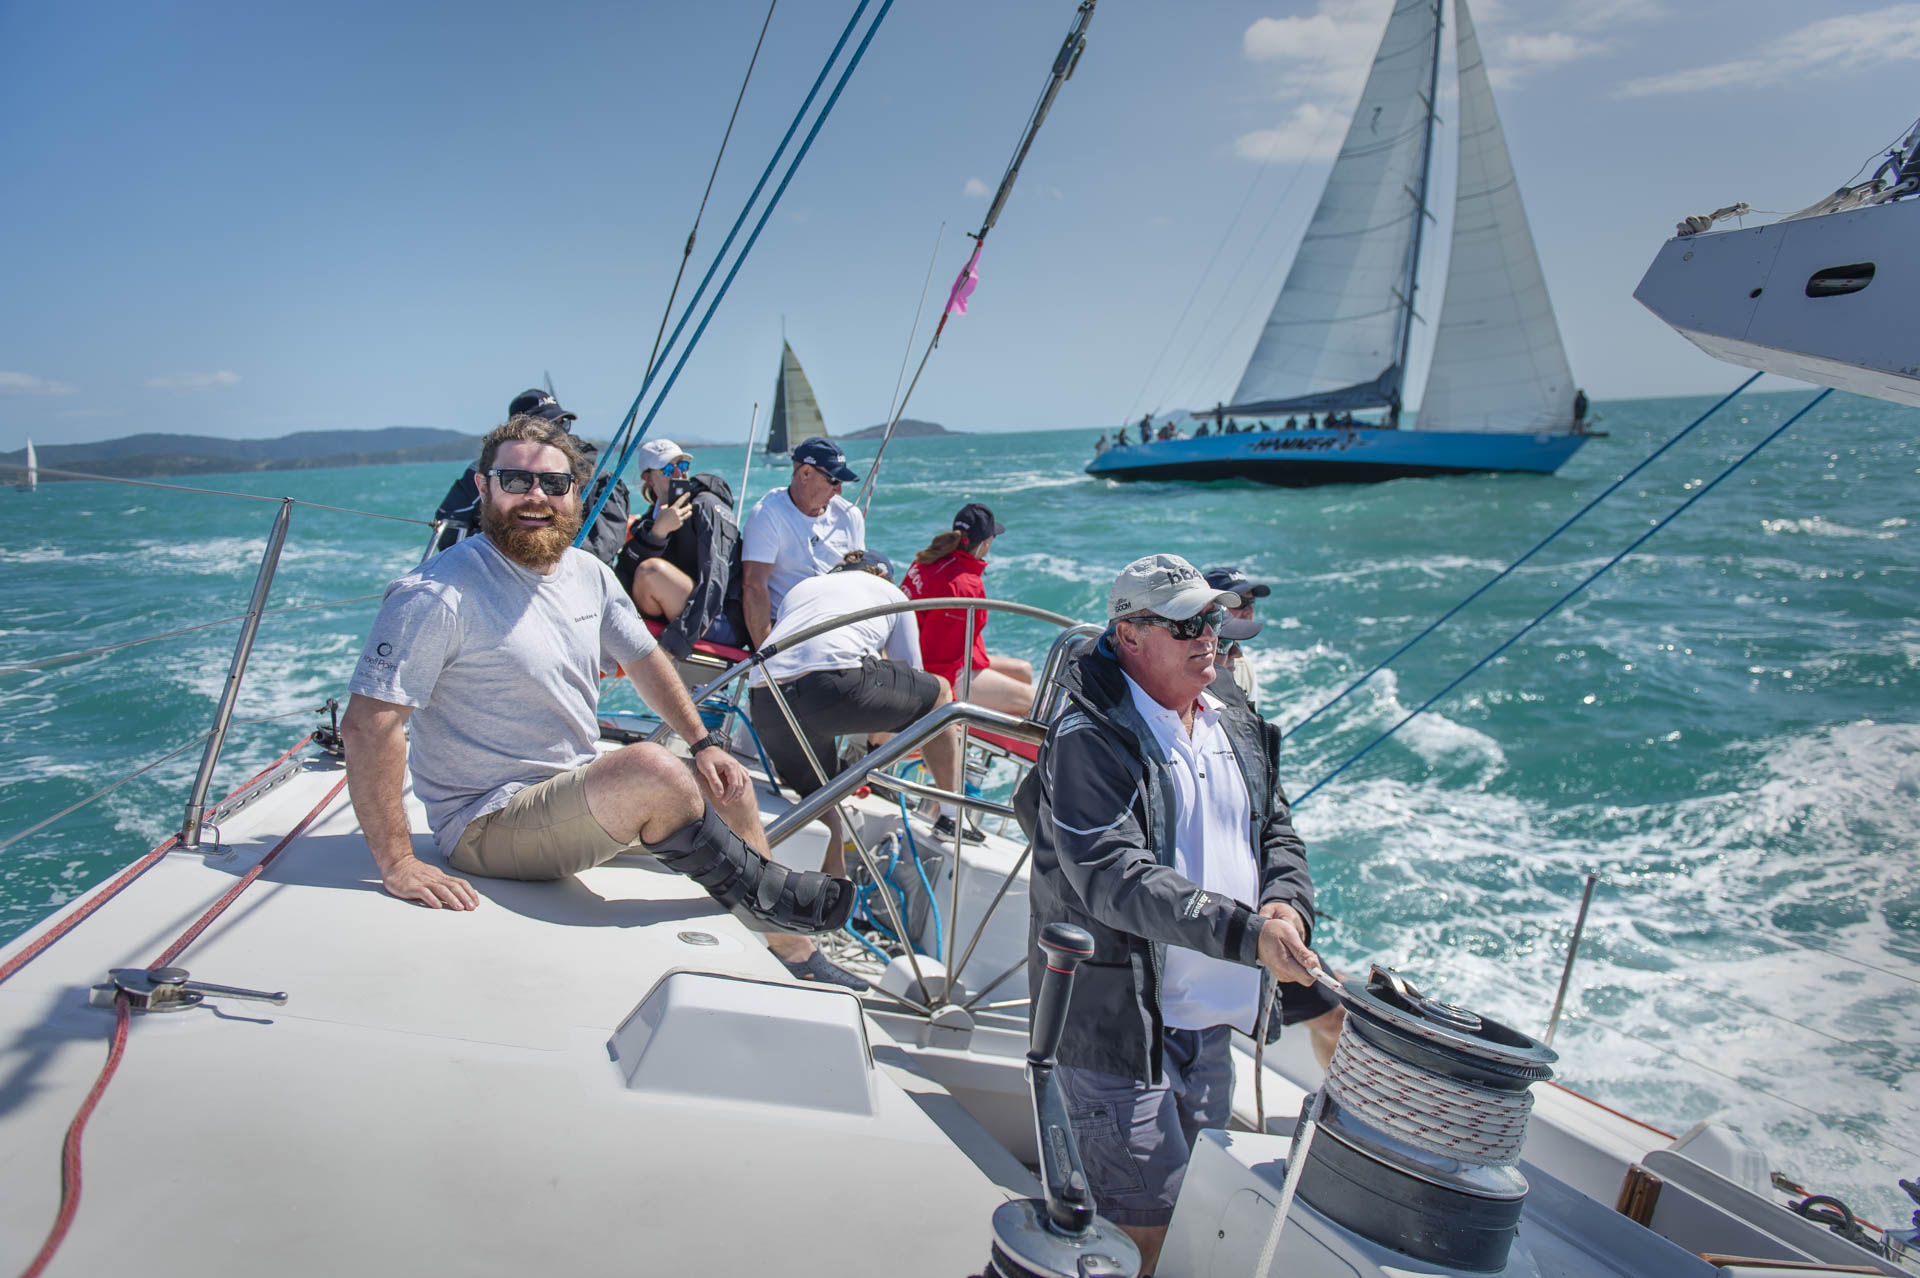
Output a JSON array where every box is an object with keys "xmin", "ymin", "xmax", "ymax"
[
  {"xmin": 764, "ymin": 340, "xmax": 829, "ymax": 460},
  {"xmin": 1091, "ymin": 0, "xmax": 1594, "ymax": 485},
  {"xmin": 14, "ymin": 439, "xmax": 35, "ymax": 493}
]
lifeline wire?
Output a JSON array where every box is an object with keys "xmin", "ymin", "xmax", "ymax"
[
  {"xmin": 582, "ymin": 0, "xmax": 883, "ymax": 520},
  {"xmin": 1294, "ymin": 387, "xmax": 1833, "ymax": 807},
  {"xmin": 1283, "ymin": 371, "xmax": 1763, "ymax": 740},
  {"xmin": 579, "ymin": 0, "xmax": 894, "ymax": 539}
]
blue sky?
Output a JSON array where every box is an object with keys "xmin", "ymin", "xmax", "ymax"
[{"xmin": 3, "ymin": 0, "xmax": 1916, "ymax": 452}]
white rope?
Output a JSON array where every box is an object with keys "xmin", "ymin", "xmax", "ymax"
[
  {"xmin": 1322, "ymin": 1026, "xmax": 1532, "ymax": 1166},
  {"xmin": 1254, "ymin": 1086, "xmax": 1326, "ymax": 1277}
]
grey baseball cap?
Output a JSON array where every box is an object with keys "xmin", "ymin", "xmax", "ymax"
[{"xmin": 1108, "ymin": 554, "xmax": 1239, "ymax": 622}]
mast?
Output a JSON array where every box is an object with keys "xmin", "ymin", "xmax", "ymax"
[{"xmin": 1391, "ymin": 0, "xmax": 1446, "ymax": 418}]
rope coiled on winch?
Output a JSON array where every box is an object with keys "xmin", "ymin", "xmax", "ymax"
[{"xmin": 1322, "ymin": 1026, "xmax": 1533, "ymax": 1167}]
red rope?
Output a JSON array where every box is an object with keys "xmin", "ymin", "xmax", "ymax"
[
  {"xmin": 16, "ymin": 992, "xmax": 131, "ymax": 1278},
  {"xmin": 0, "ymin": 733, "xmax": 315, "ymax": 991},
  {"xmin": 152, "ymin": 776, "xmax": 346, "ymax": 968},
  {"xmin": 12, "ymin": 770, "xmax": 346, "ymax": 1278}
]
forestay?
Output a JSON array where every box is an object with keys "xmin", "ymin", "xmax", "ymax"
[
  {"xmin": 1417, "ymin": 0, "xmax": 1576, "ymax": 434},
  {"xmin": 1228, "ymin": 0, "xmax": 1442, "ymax": 416}
]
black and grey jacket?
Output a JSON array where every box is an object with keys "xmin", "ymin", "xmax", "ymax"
[
  {"xmin": 613, "ymin": 473, "xmax": 747, "ymax": 659},
  {"xmin": 1013, "ymin": 637, "xmax": 1315, "ymax": 1083}
]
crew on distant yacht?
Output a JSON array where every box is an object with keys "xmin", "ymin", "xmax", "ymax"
[
  {"xmin": 341, "ymin": 413, "xmax": 851, "ymax": 937},
  {"xmin": 901, "ymin": 502, "xmax": 1035, "ymax": 718},
  {"xmin": 1016, "ymin": 553, "xmax": 1319, "ymax": 1274},
  {"xmin": 614, "ymin": 438, "xmax": 749, "ymax": 657},
  {"xmin": 741, "ymin": 437, "xmax": 864, "ymax": 646},
  {"xmin": 430, "ymin": 387, "xmax": 629, "ymax": 564}
]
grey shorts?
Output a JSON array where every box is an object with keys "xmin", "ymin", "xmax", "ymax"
[
  {"xmin": 448, "ymin": 765, "xmax": 639, "ymax": 880},
  {"xmin": 1055, "ymin": 1025, "xmax": 1235, "ymax": 1227}
]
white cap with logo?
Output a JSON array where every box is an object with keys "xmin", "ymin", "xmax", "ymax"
[
  {"xmin": 634, "ymin": 438, "xmax": 693, "ymax": 472},
  {"xmin": 1108, "ymin": 553, "xmax": 1240, "ymax": 622}
]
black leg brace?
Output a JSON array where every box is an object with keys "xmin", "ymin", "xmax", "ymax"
[{"xmin": 649, "ymin": 804, "xmax": 853, "ymax": 935}]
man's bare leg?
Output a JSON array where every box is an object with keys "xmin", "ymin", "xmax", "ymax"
[
  {"xmin": 583, "ymin": 742, "xmax": 703, "ymax": 842},
  {"xmin": 630, "ymin": 559, "xmax": 693, "ymax": 621},
  {"xmin": 956, "ymin": 665, "xmax": 1034, "ymax": 717},
  {"xmin": 920, "ymin": 677, "xmax": 964, "ymax": 797},
  {"xmin": 1306, "ymin": 1005, "xmax": 1346, "ymax": 1071},
  {"xmin": 1119, "ymin": 1224, "xmax": 1165, "ymax": 1276}
]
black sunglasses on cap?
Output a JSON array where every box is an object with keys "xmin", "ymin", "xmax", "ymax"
[
  {"xmin": 1125, "ymin": 607, "xmax": 1226, "ymax": 641},
  {"xmin": 487, "ymin": 468, "xmax": 576, "ymax": 497}
]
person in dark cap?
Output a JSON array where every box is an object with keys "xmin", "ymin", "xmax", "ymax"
[
  {"xmin": 1201, "ymin": 564, "xmax": 1346, "ymax": 1069},
  {"xmin": 1201, "ymin": 566, "xmax": 1270, "ymax": 708},
  {"xmin": 901, "ymin": 502, "xmax": 1035, "ymax": 719},
  {"xmin": 431, "ymin": 388, "xmax": 630, "ymax": 566},
  {"xmin": 746, "ymin": 548, "xmax": 965, "ymax": 987},
  {"xmin": 740, "ymin": 437, "xmax": 864, "ymax": 646}
]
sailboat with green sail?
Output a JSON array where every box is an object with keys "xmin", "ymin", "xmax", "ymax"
[{"xmin": 764, "ymin": 339, "xmax": 829, "ymax": 460}]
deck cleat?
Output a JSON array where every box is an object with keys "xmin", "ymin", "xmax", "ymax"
[{"xmin": 88, "ymin": 966, "xmax": 288, "ymax": 1014}]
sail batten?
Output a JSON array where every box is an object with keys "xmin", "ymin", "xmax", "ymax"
[
  {"xmin": 1229, "ymin": 0, "xmax": 1444, "ymax": 414},
  {"xmin": 1417, "ymin": 0, "xmax": 1576, "ymax": 434}
]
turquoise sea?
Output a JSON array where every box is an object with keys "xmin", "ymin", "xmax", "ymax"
[{"xmin": 3, "ymin": 389, "xmax": 1916, "ymax": 1225}]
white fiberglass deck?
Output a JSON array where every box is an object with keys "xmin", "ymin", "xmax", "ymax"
[{"xmin": 0, "ymin": 750, "xmax": 1027, "ymax": 1277}]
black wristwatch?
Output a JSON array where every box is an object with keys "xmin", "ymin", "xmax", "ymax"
[{"xmin": 688, "ymin": 731, "xmax": 729, "ymax": 756}]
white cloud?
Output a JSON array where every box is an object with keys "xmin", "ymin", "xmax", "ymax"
[
  {"xmin": 1617, "ymin": 4, "xmax": 1920, "ymax": 97},
  {"xmin": 143, "ymin": 370, "xmax": 241, "ymax": 391},
  {"xmin": 1234, "ymin": 102, "xmax": 1349, "ymax": 163},
  {"xmin": 1242, "ymin": 1, "xmax": 1389, "ymax": 99},
  {"xmin": 1570, "ymin": 0, "xmax": 1665, "ymax": 29},
  {"xmin": 963, "ymin": 177, "xmax": 991, "ymax": 199},
  {"xmin": 0, "ymin": 371, "xmax": 77, "ymax": 395}
]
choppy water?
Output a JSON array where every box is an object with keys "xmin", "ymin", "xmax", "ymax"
[{"xmin": 3, "ymin": 389, "xmax": 1916, "ymax": 1225}]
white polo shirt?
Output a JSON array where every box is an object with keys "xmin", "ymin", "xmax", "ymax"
[
  {"xmin": 742, "ymin": 486, "xmax": 866, "ymax": 622},
  {"xmin": 1123, "ymin": 675, "xmax": 1261, "ymax": 1033}
]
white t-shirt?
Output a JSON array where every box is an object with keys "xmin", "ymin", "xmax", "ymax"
[
  {"xmin": 1123, "ymin": 675, "xmax": 1261, "ymax": 1033},
  {"xmin": 748, "ymin": 571, "xmax": 920, "ymax": 686},
  {"xmin": 349, "ymin": 537, "xmax": 658, "ymax": 856},
  {"xmin": 741, "ymin": 486, "xmax": 866, "ymax": 621}
]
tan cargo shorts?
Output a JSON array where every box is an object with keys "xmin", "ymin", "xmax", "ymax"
[{"xmin": 448, "ymin": 766, "xmax": 641, "ymax": 881}]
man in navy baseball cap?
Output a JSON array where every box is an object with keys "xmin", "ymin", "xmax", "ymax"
[
  {"xmin": 1202, "ymin": 566, "xmax": 1269, "ymax": 704},
  {"xmin": 791, "ymin": 437, "xmax": 859, "ymax": 484},
  {"xmin": 507, "ymin": 387, "xmax": 579, "ymax": 427}
]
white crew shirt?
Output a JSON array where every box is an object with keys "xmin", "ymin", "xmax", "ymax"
[
  {"xmin": 742, "ymin": 486, "xmax": 866, "ymax": 622},
  {"xmin": 747, "ymin": 571, "xmax": 921, "ymax": 686},
  {"xmin": 1122, "ymin": 674, "xmax": 1261, "ymax": 1033}
]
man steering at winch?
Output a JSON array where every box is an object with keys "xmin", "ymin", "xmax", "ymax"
[
  {"xmin": 340, "ymin": 413, "xmax": 851, "ymax": 937},
  {"xmin": 1017, "ymin": 553, "xmax": 1320, "ymax": 1274}
]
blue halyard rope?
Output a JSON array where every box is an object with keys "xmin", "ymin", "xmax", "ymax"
[
  {"xmin": 578, "ymin": 0, "xmax": 893, "ymax": 540},
  {"xmin": 1282, "ymin": 371, "xmax": 1763, "ymax": 741},
  {"xmin": 1292, "ymin": 387, "xmax": 1833, "ymax": 808},
  {"xmin": 589, "ymin": 0, "xmax": 871, "ymax": 495}
]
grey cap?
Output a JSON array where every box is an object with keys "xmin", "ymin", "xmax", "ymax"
[{"xmin": 1108, "ymin": 553, "xmax": 1239, "ymax": 622}]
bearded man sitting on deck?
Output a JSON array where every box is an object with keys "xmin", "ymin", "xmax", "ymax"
[{"xmin": 340, "ymin": 414, "xmax": 851, "ymax": 937}]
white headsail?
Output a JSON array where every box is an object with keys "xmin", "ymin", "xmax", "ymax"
[
  {"xmin": 1417, "ymin": 0, "xmax": 1576, "ymax": 433},
  {"xmin": 1228, "ymin": 0, "xmax": 1444, "ymax": 415}
]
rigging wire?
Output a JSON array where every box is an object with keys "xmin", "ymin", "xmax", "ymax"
[
  {"xmin": 1120, "ymin": 42, "xmax": 1347, "ymax": 423},
  {"xmin": 882, "ymin": 222, "xmax": 947, "ymax": 430},
  {"xmin": 582, "ymin": 0, "xmax": 892, "ymax": 535},
  {"xmin": 1292, "ymin": 388, "xmax": 1834, "ymax": 808},
  {"xmin": 641, "ymin": 0, "xmax": 780, "ymax": 383},
  {"xmin": 1282, "ymin": 371, "xmax": 1764, "ymax": 740},
  {"xmin": 855, "ymin": 1, "xmax": 1097, "ymax": 512}
]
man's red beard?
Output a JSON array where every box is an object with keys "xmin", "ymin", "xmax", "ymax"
[{"xmin": 481, "ymin": 495, "xmax": 585, "ymax": 568}]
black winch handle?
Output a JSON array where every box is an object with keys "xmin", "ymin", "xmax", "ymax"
[{"xmin": 1031, "ymin": 923, "xmax": 1095, "ymax": 1066}]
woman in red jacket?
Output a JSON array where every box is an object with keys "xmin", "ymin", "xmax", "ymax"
[{"xmin": 901, "ymin": 502, "xmax": 1035, "ymax": 716}]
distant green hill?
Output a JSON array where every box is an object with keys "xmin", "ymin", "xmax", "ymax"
[
  {"xmin": 841, "ymin": 418, "xmax": 954, "ymax": 441},
  {"xmin": 1, "ymin": 428, "xmax": 484, "ymax": 480}
]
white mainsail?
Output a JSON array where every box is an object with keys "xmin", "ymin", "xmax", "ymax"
[
  {"xmin": 17, "ymin": 439, "xmax": 34, "ymax": 493},
  {"xmin": 1416, "ymin": 0, "xmax": 1576, "ymax": 433},
  {"xmin": 1229, "ymin": 0, "xmax": 1444, "ymax": 414},
  {"xmin": 766, "ymin": 341, "xmax": 827, "ymax": 457}
]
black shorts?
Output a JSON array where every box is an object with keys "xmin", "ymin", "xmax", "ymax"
[{"xmin": 749, "ymin": 656, "xmax": 941, "ymax": 796}]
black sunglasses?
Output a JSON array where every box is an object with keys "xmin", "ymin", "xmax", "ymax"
[
  {"xmin": 1127, "ymin": 607, "xmax": 1225, "ymax": 641},
  {"xmin": 487, "ymin": 468, "xmax": 576, "ymax": 497}
]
